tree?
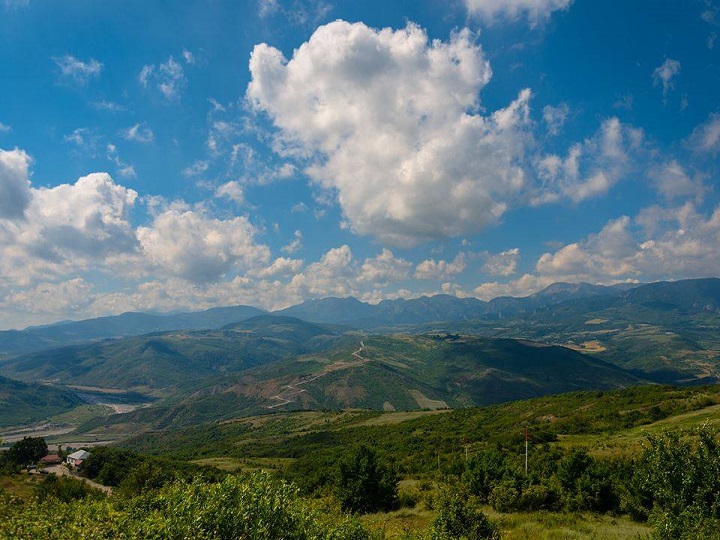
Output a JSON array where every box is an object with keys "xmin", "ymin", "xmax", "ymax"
[
  {"xmin": 6, "ymin": 436, "xmax": 47, "ymax": 467},
  {"xmin": 637, "ymin": 427, "xmax": 720, "ymax": 539},
  {"xmin": 335, "ymin": 445, "xmax": 399, "ymax": 514}
]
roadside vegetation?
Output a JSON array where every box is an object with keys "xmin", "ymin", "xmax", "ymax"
[{"xmin": 3, "ymin": 385, "xmax": 720, "ymax": 538}]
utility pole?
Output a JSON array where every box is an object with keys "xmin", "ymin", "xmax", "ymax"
[{"xmin": 524, "ymin": 425, "xmax": 529, "ymax": 475}]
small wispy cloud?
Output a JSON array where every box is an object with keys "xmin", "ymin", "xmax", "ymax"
[
  {"xmin": 257, "ymin": 0, "xmax": 332, "ymax": 26},
  {"xmin": 92, "ymin": 100, "xmax": 125, "ymax": 112},
  {"xmin": 215, "ymin": 180, "xmax": 245, "ymax": 204},
  {"xmin": 182, "ymin": 49, "xmax": 195, "ymax": 64},
  {"xmin": 63, "ymin": 127, "xmax": 102, "ymax": 155},
  {"xmin": 542, "ymin": 103, "xmax": 570, "ymax": 135},
  {"xmin": 652, "ymin": 58, "xmax": 681, "ymax": 98},
  {"xmin": 139, "ymin": 56, "xmax": 186, "ymax": 102},
  {"xmin": 53, "ymin": 55, "xmax": 103, "ymax": 85},
  {"xmin": 182, "ymin": 160, "xmax": 209, "ymax": 177},
  {"xmin": 0, "ymin": 122, "xmax": 10, "ymax": 133},
  {"xmin": 3, "ymin": 0, "xmax": 29, "ymax": 10},
  {"xmin": 106, "ymin": 143, "xmax": 137, "ymax": 179},
  {"xmin": 281, "ymin": 230, "xmax": 303, "ymax": 254},
  {"xmin": 121, "ymin": 123, "xmax": 154, "ymax": 144}
]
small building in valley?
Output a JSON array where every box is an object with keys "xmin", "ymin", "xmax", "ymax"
[
  {"xmin": 39, "ymin": 454, "xmax": 62, "ymax": 466},
  {"xmin": 66, "ymin": 449, "xmax": 90, "ymax": 467}
]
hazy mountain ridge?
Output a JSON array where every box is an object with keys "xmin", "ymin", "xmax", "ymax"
[
  {"xmin": 0, "ymin": 305, "xmax": 267, "ymax": 359},
  {"xmin": 0, "ymin": 316, "xmax": 340, "ymax": 393},
  {"xmin": 0, "ymin": 278, "xmax": 643, "ymax": 357}
]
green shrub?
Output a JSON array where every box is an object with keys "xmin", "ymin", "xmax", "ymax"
[
  {"xmin": 398, "ymin": 488, "xmax": 421, "ymax": 508},
  {"xmin": 34, "ymin": 475, "xmax": 105, "ymax": 503},
  {"xmin": 430, "ymin": 486, "xmax": 500, "ymax": 540},
  {"xmin": 335, "ymin": 445, "xmax": 399, "ymax": 514},
  {"xmin": 518, "ymin": 482, "xmax": 558, "ymax": 512},
  {"xmin": 636, "ymin": 427, "xmax": 720, "ymax": 539},
  {"xmin": 0, "ymin": 472, "xmax": 376, "ymax": 539}
]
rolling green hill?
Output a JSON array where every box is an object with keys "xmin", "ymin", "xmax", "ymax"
[
  {"xmin": 72, "ymin": 333, "xmax": 644, "ymax": 435},
  {"xmin": 116, "ymin": 384, "xmax": 720, "ymax": 479},
  {"xmin": 0, "ymin": 375, "xmax": 84, "ymax": 427},
  {"xmin": 0, "ymin": 316, "xmax": 340, "ymax": 393}
]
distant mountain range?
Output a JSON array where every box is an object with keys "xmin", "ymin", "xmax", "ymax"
[
  {"xmin": 0, "ymin": 305, "xmax": 266, "ymax": 359},
  {"xmin": 0, "ymin": 279, "xmax": 645, "ymax": 358},
  {"xmin": 2, "ymin": 277, "xmax": 720, "ymax": 429},
  {"xmin": 0, "ymin": 316, "xmax": 341, "ymax": 393}
]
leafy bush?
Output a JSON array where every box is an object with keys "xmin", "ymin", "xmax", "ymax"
[
  {"xmin": 462, "ymin": 449, "xmax": 508, "ymax": 502},
  {"xmin": 335, "ymin": 445, "xmax": 399, "ymax": 514},
  {"xmin": 488, "ymin": 480, "xmax": 520, "ymax": 513},
  {"xmin": 34, "ymin": 474, "xmax": 105, "ymax": 503},
  {"xmin": 635, "ymin": 427, "xmax": 720, "ymax": 539},
  {"xmin": 518, "ymin": 482, "xmax": 558, "ymax": 512},
  {"xmin": 430, "ymin": 486, "xmax": 500, "ymax": 540},
  {"xmin": 127, "ymin": 472, "xmax": 373, "ymax": 539},
  {"xmin": 398, "ymin": 487, "xmax": 421, "ymax": 508},
  {"xmin": 0, "ymin": 472, "xmax": 376, "ymax": 539}
]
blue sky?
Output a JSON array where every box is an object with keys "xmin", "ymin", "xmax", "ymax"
[{"xmin": 0, "ymin": 0, "xmax": 719, "ymax": 329}]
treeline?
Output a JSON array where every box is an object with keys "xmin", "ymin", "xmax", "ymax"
[
  {"xmin": 284, "ymin": 427, "xmax": 720, "ymax": 539},
  {"xmin": 124, "ymin": 385, "xmax": 720, "ymax": 470}
]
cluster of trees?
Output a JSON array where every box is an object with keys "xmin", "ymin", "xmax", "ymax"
[
  {"xmin": 300, "ymin": 428, "xmax": 720, "ymax": 539},
  {"xmin": 460, "ymin": 445, "xmax": 619, "ymax": 514},
  {"xmin": 0, "ymin": 436, "xmax": 48, "ymax": 473},
  {"xmin": 335, "ymin": 445, "xmax": 500, "ymax": 539},
  {"xmin": 80, "ymin": 446, "xmax": 226, "ymax": 496}
]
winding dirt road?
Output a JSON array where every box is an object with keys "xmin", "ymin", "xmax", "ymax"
[
  {"xmin": 42, "ymin": 464, "xmax": 113, "ymax": 494},
  {"xmin": 267, "ymin": 341, "xmax": 366, "ymax": 409}
]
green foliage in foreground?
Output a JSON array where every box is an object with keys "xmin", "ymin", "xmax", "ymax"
[
  {"xmin": 33, "ymin": 474, "xmax": 105, "ymax": 503},
  {"xmin": 639, "ymin": 426, "xmax": 720, "ymax": 539},
  {"xmin": 336, "ymin": 445, "xmax": 399, "ymax": 514},
  {"xmin": 430, "ymin": 487, "xmax": 500, "ymax": 540},
  {"xmin": 0, "ymin": 472, "xmax": 375, "ymax": 540}
]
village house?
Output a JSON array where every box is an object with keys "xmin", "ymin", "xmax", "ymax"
[
  {"xmin": 66, "ymin": 449, "xmax": 90, "ymax": 468},
  {"xmin": 39, "ymin": 454, "xmax": 62, "ymax": 466}
]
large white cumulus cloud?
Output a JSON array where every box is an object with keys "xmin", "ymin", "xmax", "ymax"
[
  {"xmin": 0, "ymin": 149, "xmax": 274, "ymax": 293},
  {"xmin": 248, "ymin": 21, "xmax": 533, "ymax": 246},
  {"xmin": 137, "ymin": 208, "xmax": 270, "ymax": 283},
  {"xmin": 0, "ymin": 170, "xmax": 139, "ymax": 286},
  {"xmin": 0, "ymin": 148, "xmax": 32, "ymax": 219},
  {"xmin": 535, "ymin": 203, "xmax": 720, "ymax": 282}
]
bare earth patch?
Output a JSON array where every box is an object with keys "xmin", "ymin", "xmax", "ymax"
[{"xmin": 409, "ymin": 390, "xmax": 448, "ymax": 410}]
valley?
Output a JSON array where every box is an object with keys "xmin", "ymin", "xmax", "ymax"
[
  {"xmin": 2, "ymin": 278, "xmax": 720, "ymax": 447},
  {"xmin": 2, "ymin": 278, "xmax": 720, "ymax": 539}
]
